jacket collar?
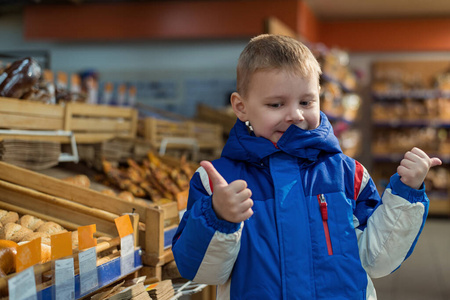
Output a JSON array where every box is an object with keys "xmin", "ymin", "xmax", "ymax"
[{"xmin": 221, "ymin": 111, "xmax": 342, "ymax": 164}]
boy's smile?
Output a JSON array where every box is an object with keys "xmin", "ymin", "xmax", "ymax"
[{"xmin": 231, "ymin": 68, "xmax": 321, "ymax": 144}]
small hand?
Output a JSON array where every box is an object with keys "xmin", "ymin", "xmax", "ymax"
[
  {"xmin": 200, "ymin": 161, "xmax": 254, "ymax": 223},
  {"xmin": 397, "ymin": 147, "xmax": 442, "ymax": 189}
]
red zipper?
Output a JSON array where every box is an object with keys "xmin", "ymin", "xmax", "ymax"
[{"xmin": 317, "ymin": 194, "xmax": 333, "ymax": 255}]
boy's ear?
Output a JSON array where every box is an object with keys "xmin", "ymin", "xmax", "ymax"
[{"xmin": 230, "ymin": 92, "xmax": 247, "ymax": 122}]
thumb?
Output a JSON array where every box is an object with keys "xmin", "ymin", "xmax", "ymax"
[
  {"xmin": 200, "ymin": 160, "xmax": 228, "ymax": 187},
  {"xmin": 430, "ymin": 157, "xmax": 442, "ymax": 168}
]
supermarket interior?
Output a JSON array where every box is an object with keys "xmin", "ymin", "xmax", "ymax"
[{"xmin": 0, "ymin": 0, "xmax": 448, "ymax": 299}]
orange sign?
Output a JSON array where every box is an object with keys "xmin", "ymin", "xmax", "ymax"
[
  {"xmin": 16, "ymin": 238, "xmax": 41, "ymax": 273},
  {"xmin": 51, "ymin": 231, "xmax": 73, "ymax": 260},
  {"xmin": 114, "ymin": 214, "xmax": 133, "ymax": 238},
  {"xmin": 78, "ymin": 224, "xmax": 97, "ymax": 251}
]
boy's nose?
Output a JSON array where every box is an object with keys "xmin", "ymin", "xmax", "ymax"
[{"xmin": 286, "ymin": 108, "xmax": 304, "ymax": 123}]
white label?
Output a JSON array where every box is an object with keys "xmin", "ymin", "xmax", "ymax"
[
  {"xmin": 55, "ymin": 258, "xmax": 75, "ymax": 300},
  {"xmin": 120, "ymin": 233, "xmax": 135, "ymax": 276},
  {"xmin": 8, "ymin": 267, "xmax": 37, "ymax": 300},
  {"xmin": 78, "ymin": 247, "xmax": 98, "ymax": 295}
]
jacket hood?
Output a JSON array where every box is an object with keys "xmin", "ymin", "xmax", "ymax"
[{"xmin": 221, "ymin": 111, "xmax": 342, "ymax": 164}]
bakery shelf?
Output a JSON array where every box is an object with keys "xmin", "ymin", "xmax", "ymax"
[{"xmin": 38, "ymin": 248, "xmax": 142, "ymax": 299}]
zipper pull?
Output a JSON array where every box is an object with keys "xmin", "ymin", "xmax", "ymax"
[{"xmin": 317, "ymin": 194, "xmax": 328, "ymax": 221}]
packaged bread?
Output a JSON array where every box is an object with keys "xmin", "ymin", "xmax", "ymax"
[
  {"xmin": 18, "ymin": 215, "xmax": 45, "ymax": 231},
  {"xmin": 0, "ymin": 211, "xmax": 19, "ymax": 225},
  {"xmin": 37, "ymin": 221, "xmax": 66, "ymax": 235},
  {"xmin": 0, "ymin": 240, "xmax": 18, "ymax": 277},
  {"xmin": 17, "ymin": 240, "xmax": 51, "ymax": 264},
  {"xmin": 62, "ymin": 174, "xmax": 91, "ymax": 188},
  {"xmin": 0, "ymin": 223, "xmax": 33, "ymax": 243}
]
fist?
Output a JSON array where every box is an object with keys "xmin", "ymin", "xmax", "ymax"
[
  {"xmin": 200, "ymin": 161, "xmax": 254, "ymax": 223},
  {"xmin": 397, "ymin": 147, "xmax": 442, "ymax": 189}
]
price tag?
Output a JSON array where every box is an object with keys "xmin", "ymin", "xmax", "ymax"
[
  {"xmin": 120, "ymin": 234, "xmax": 135, "ymax": 276},
  {"xmin": 114, "ymin": 214, "xmax": 133, "ymax": 238},
  {"xmin": 54, "ymin": 258, "xmax": 75, "ymax": 300},
  {"xmin": 8, "ymin": 267, "xmax": 37, "ymax": 300},
  {"xmin": 16, "ymin": 238, "xmax": 41, "ymax": 273},
  {"xmin": 51, "ymin": 231, "xmax": 73, "ymax": 260},
  {"xmin": 78, "ymin": 247, "xmax": 98, "ymax": 295},
  {"xmin": 78, "ymin": 224, "xmax": 97, "ymax": 251}
]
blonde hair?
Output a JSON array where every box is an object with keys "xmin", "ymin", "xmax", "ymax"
[{"xmin": 236, "ymin": 34, "xmax": 322, "ymax": 97}]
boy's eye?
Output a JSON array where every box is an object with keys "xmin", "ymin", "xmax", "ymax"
[
  {"xmin": 268, "ymin": 103, "xmax": 282, "ymax": 108},
  {"xmin": 300, "ymin": 101, "xmax": 311, "ymax": 106}
]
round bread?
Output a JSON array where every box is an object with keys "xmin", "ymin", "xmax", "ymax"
[
  {"xmin": 0, "ymin": 211, "xmax": 19, "ymax": 225},
  {"xmin": 118, "ymin": 191, "xmax": 135, "ymax": 202},
  {"xmin": 36, "ymin": 222, "xmax": 66, "ymax": 235},
  {"xmin": 40, "ymin": 244, "xmax": 51, "ymax": 263},
  {"xmin": 20, "ymin": 232, "xmax": 51, "ymax": 246},
  {"xmin": 0, "ymin": 239, "xmax": 18, "ymax": 277},
  {"xmin": 101, "ymin": 189, "xmax": 117, "ymax": 197},
  {"xmin": 62, "ymin": 174, "xmax": 90, "ymax": 188},
  {"xmin": 0, "ymin": 210, "xmax": 7, "ymax": 220},
  {"xmin": 19, "ymin": 215, "xmax": 45, "ymax": 231},
  {"xmin": 0, "ymin": 223, "xmax": 33, "ymax": 243}
]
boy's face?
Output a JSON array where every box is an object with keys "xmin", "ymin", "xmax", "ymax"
[{"xmin": 231, "ymin": 69, "xmax": 321, "ymax": 144}]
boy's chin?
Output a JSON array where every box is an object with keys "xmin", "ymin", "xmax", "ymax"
[{"xmin": 295, "ymin": 123, "xmax": 310, "ymax": 130}]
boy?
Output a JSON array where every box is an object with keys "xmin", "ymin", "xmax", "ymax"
[{"xmin": 172, "ymin": 34, "xmax": 441, "ymax": 299}]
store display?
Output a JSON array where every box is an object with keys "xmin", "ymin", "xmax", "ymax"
[
  {"xmin": 311, "ymin": 44, "xmax": 362, "ymax": 158},
  {"xmin": 371, "ymin": 61, "xmax": 450, "ymax": 216}
]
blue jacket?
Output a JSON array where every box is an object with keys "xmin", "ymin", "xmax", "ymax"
[{"xmin": 172, "ymin": 112, "xmax": 429, "ymax": 300}]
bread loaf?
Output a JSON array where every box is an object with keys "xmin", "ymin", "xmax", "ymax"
[
  {"xmin": 19, "ymin": 215, "xmax": 45, "ymax": 231},
  {"xmin": 0, "ymin": 211, "xmax": 19, "ymax": 225},
  {"xmin": 37, "ymin": 221, "xmax": 66, "ymax": 235},
  {"xmin": 0, "ymin": 240, "xmax": 18, "ymax": 277},
  {"xmin": 0, "ymin": 223, "xmax": 33, "ymax": 243}
]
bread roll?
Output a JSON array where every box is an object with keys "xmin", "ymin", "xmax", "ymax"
[
  {"xmin": 0, "ymin": 223, "xmax": 33, "ymax": 243},
  {"xmin": 40, "ymin": 244, "xmax": 51, "ymax": 263},
  {"xmin": 62, "ymin": 174, "xmax": 90, "ymax": 188},
  {"xmin": 118, "ymin": 191, "xmax": 135, "ymax": 202},
  {"xmin": 101, "ymin": 189, "xmax": 117, "ymax": 197},
  {"xmin": 20, "ymin": 232, "xmax": 51, "ymax": 246},
  {"xmin": 37, "ymin": 222, "xmax": 66, "ymax": 235},
  {"xmin": 71, "ymin": 231, "xmax": 78, "ymax": 250},
  {"xmin": 0, "ymin": 210, "xmax": 7, "ymax": 220},
  {"xmin": 0, "ymin": 211, "xmax": 19, "ymax": 225},
  {"xmin": 19, "ymin": 215, "xmax": 45, "ymax": 231},
  {"xmin": 0, "ymin": 239, "xmax": 18, "ymax": 277}
]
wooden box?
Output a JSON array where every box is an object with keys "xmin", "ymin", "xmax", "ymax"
[
  {"xmin": 0, "ymin": 97, "xmax": 138, "ymax": 144},
  {"xmin": 0, "ymin": 162, "xmax": 177, "ymax": 282}
]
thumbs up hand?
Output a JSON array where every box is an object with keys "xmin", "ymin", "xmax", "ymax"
[
  {"xmin": 397, "ymin": 147, "xmax": 442, "ymax": 190},
  {"xmin": 200, "ymin": 161, "xmax": 254, "ymax": 223}
]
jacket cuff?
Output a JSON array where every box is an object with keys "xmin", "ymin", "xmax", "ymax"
[
  {"xmin": 390, "ymin": 173, "xmax": 427, "ymax": 203},
  {"xmin": 201, "ymin": 196, "xmax": 241, "ymax": 234}
]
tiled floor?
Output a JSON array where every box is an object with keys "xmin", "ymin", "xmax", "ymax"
[{"xmin": 372, "ymin": 217, "xmax": 450, "ymax": 300}]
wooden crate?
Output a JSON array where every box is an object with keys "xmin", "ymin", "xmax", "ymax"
[
  {"xmin": 195, "ymin": 103, "xmax": 236, "ymax": 136},
  {"xmin": 0, "ymin": 97, "xmax": 138, "ymax": 144},
  {"xmin": 141, "ymin": 117, "xmax": 223, "ymax": 154},
  {"xmin": 64, "ymin": 102, "xmax": 138, "ymax": 143},
  {"xmin": 187, "ymin": 121, "xmax": 223, "ymax": 150},
  {"xmin": 140, "ymin": 117, "xmax": 189, "ymax": 150},
  {"xmin": 0, "ymin": 162, "xmax": 177, "ymax": 281}
]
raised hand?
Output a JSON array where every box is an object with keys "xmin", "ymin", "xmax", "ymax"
[
  {"xmin": 397, "ymin": 147, "xmax": 442, "ymax": 189},
  {"xmin": 200, "ymin": 161, "xmax": 254, "ymax": 223}
]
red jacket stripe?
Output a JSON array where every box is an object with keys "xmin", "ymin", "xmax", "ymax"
[{"xmin": 354, "ymin": 161, "xmax": 364, "ymax": 200}]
